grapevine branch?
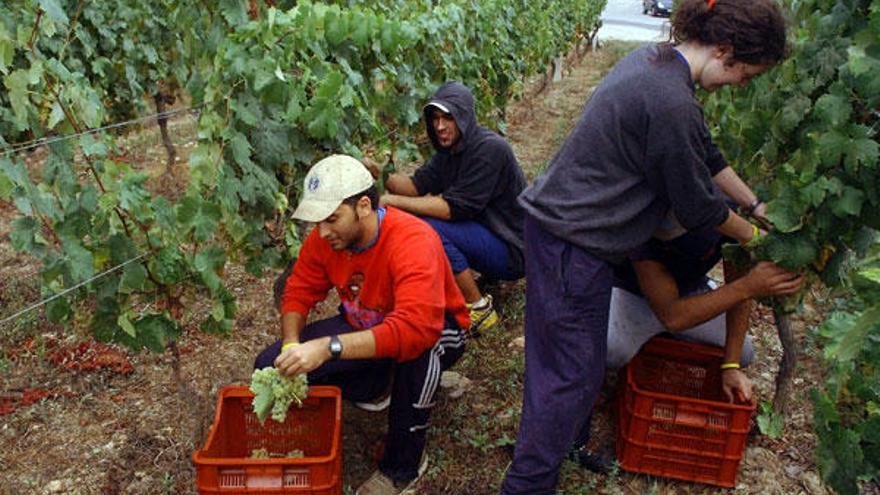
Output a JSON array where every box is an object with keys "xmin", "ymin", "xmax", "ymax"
[
  {"xmin": 27, "ymin": 10, "xmax": 42, "ymax": 50},
  {"xmin": 772, "ymin": 309, "xmax": 796, "ymax": 414},
  {"xmin": 58, "ymin": 0, "xmax": 85, "ymax": 60}
]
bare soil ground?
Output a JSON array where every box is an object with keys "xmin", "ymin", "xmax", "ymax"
[{"xmin": 1, "ymin": 42, "xmax": 832, "ymax": 495}]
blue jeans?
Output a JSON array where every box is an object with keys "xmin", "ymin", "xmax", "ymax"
[{"xmin": 421, "ymin": 217, "xmax": 521, "ymax": 280}]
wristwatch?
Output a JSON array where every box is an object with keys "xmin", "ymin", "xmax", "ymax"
[{"xmin": 328, "ymin": 335, "xmax": 343, "ymax": 360}]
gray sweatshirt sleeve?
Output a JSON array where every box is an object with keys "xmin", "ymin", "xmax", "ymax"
[
  {"xmin": 645, "ymin": 102, "xmax": 729, "ymax": 231},
  {"xmin": 703, "ymin": 129, "xmax": 728, "ymax": 176}
]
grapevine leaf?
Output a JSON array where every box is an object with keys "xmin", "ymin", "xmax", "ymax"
[
  {"xmin": 45, "ymin": 58, "xmax": 72, "ymax": 82},
  {"xmin": 219, "ymin": 0, "xmax": 248, "ymax": 25},
  {"xmin": 117, "ymin": 313, "xmax": 137, "ymax": 338},
  {"xmin": 45, "ymin": 297, "xmax": 72, "ymax": 323},
  {"xmin": 151, "ymin": 197, "xmax": 176, "ymax": 234},
  {"xmin": 817, "ymin": 130, "xmax": 849, "ymax": 167},
  {"xmin": 285, "ymin": 83, "xmax": 306, "ymax": 123},
  {"xmin": 148, "ymin": 248, "xmax": 186, "ymax": 285},
  {"xmin": 766, "ymin": 190, "xmax": 806, "ymax": 233},
  {"xmin": 845, "ymin": 138, "xmax": 879, "ymax": 173},
  {"xmin": 47, "ymin": 103, "xmax": 66, "ymax": 129},
  {"xmin": 211, "ymin": 300, "xmax": 225, "ymax": 321},
  {"xmin": 351, "ymin": 13, "xmax": 371, "ymax": 47},
  {"xmin": 303, "ymin": 70, "xmax": 344, "ymax": 139},
  {"xmin": 229, "ymin": 131, "xmax": 252, "ymax": 167},
  {"xmin": 73, "ymin": 85, "xmax": 104, "ymax": 128},
  {"xmin": 9, "ymin": 217, "xmax": 38, "ymax": 252},
  {"xmin": 55, "ymin": 209, "xmax": 90, "ymax": 239},
  {"xmin": 835, "ymin": 306, "xmax": 880, "ymax": 363},
  {"xmin": 119, "ymin": 262, "xmax": 148, "ymax": 293},
  {"xmin": 5, "ymin": 69, "xmax": 32, "ymax": 124},
  {"xmin": 232, "ymin": 94, "xmax": 263, "ymax": 127},
  {"xmin": 831, "ymin": 186, "xmax": 865, "ymax": 217},
  {"xmin": 813, "ymin": 94, "xmax": 851, "ymax": 128},
  {"xmin": 757, "ymin": 407, "xmax": 784, "ymax": 438},
  {"xmin": 324, "ymin": 8, "xmax": 348, "ymax": 47},
  {"xmin": 252, "ymin": 120, "xmax": 291, "ymax": 168},
  {"xmin": 79, "ymin": 135, "xmax": 108, "ymax": 157},
  {"xmin": 63, "ymin": 238, "xmax": 94, "ymax": 284},
  {"xmin": 134, "ymin": 314, "xmax": 180, "ymax": 353},
  {"xmin": 756, "ymin": 231, "xmax": 817, "ymax": 270},
  {"xmin": 779, "ymin": 95, "xmax": 811, "ymax": 132},
  {"xmin": 250, "ymin": 372, "xmax": 276, "ymax": 424},
  {"xmin": 847, "ymin": 44, "xmax": 873, "ymax": 76},
  {"xmin": 189, "ymin": 143, "xmax": 220, "ymax": 189},
  {"xmin": 194, "ymin": 245, "xmax": 226, "ymax": 294},
  {"xmin": 38, "ymin": 0, "xmax": 69, "ymax": 25},
  {"xmin": 0, "ymin": 38, "xmax": 12, "ymax": 76},
  {"xmin": 0, "ymin": 170, "xmax": 12, "ymax": 201},
  {"xmin": 816, "ymin": 424, "xmax": 864, "ymax": 495},
  {"xmin": 253, "ymin": 66, "xmax": 274, "ymax": 92}
]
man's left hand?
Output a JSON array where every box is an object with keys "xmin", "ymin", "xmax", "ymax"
[
  {"xmin": 721, "ymin": 368, "xmax": 753, "ymax": 404},
  {"xmin": 362, "ymin": 156, "xmax": 382, "ymax": 180},
  {"xmin": 379, "ymin": 193, "xmax": 395, "ymax": 207},
  {"xmin": 274, "ymin": 339, "xmax": 331, "ymax": 377}
]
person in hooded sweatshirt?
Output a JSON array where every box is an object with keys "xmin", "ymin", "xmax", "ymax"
[{"xmin": 381, "ymin": 81, "xmax": 527, "ymax": 337}]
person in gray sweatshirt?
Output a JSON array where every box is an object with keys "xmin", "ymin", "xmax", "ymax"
[{"xmin": 501, "ymin": 1, "xmax": 796, "ymax": 493}]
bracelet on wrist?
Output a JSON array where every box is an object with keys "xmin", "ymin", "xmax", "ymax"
[
  {"xmin": 743, "ymin": 198, "xmax": 763, "ymax": 216},
  {"xmin": 281, "ymin": 342, "xmax": 299, "ymax": 351},
  {"xmin": 720, "ymin": 362, "xmax": 741, "ymax": 370},
  {"xmin": 740, "ymin": 224, "xmax": 760, "ymax": 246}
]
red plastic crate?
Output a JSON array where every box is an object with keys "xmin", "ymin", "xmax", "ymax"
[
  {"xmin": 193, "ymin": 385, "xmax": 342, "ymax": 494},
  {"xmin": 616, "ymin": 337, "xmax": 756, "ymax": 487}
]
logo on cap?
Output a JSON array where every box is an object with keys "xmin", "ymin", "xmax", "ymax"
[{"xmin": 307, "ymin": 176, "xmax": 321, "ymax": 192}]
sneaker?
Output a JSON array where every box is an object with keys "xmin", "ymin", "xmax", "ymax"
[
  {"xmin": 467, "ymin": 294, "xmax": 499, "ymax": 336},
  {"xmin": 354, "ymin": 393, "xmax": 391, "ymax": 412},
  {"xmin": 355, "ymin": 456, "xmax": 428, "ymax": 495}
]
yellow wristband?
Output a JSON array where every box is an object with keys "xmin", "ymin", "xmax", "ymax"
[
  {"xmin": 720, "ymin": 362, "xmax": 741, "ymax": 370},
  {"xmin": 741, "ymin": 224, "xmax": 760, "ymax": 245},
  {"xmin": 281, "ymin": 342, "xmax": 299, "ymax": 351}
]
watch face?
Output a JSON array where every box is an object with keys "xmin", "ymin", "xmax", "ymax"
[{"xmin": 329, "ymin": 335, "xmax": 343, "ymax": 358}]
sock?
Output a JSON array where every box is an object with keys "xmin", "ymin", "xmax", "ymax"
[{"xmin": 471, "ymin": 297, "xmax": 488, "ymax": 310}]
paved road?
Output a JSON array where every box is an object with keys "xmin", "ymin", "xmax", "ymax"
[{"xmin": 599, "ymin": 0, "xmax": 670, "ymax": 42}]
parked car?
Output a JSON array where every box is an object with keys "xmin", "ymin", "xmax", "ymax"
[{"xmin": 643, "ymin": 0, "xmax": 673, "ymax": 16}]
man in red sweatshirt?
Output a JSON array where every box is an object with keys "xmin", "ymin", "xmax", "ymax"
[{"xmin": 254, "ymin": 154, "xmax": 470, "ymax": 495}]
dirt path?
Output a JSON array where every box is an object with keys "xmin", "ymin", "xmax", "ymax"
[{"xmin": 0, "ymin": 42, "xmax": 829, "ymax": 495}]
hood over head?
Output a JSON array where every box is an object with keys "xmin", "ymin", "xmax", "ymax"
[{"xmin": 423, "ymin": 81, "xmax": 478, "ymax": 153}]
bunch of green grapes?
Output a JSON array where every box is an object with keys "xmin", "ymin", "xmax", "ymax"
[{"xmin": 250, "ymin": 367, "xmax": 309, "ymax": 424}]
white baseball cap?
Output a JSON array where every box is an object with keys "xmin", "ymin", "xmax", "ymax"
[
  {"xmin": 425, "ymin": 101, "xmax": 451, "ymax": 114},
  {"xmin": 291, "ymin": 154, "xmax": 374, "ymax": 222}
]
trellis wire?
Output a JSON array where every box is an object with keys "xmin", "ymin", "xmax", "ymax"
[
  {"xmin": 0, "ymin": 252, "xmax": 149, "ymax": 328},
  {"xmin": 1, "ymin": 106, "xmax": 202, "ymax": 157}
]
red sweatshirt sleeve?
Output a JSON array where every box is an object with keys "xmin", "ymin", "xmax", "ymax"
[
  {"xmin": 280, "ymin": 230, "xmax": 334, "ymax": 317},
  {"xmin": 370, "ymin": 227, "xmax": 448, "ymax": 361}
]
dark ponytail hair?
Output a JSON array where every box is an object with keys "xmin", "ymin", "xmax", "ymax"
[{"xmin": 670, "ymin": 0, "xmax": 788, "ymax": 66}]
